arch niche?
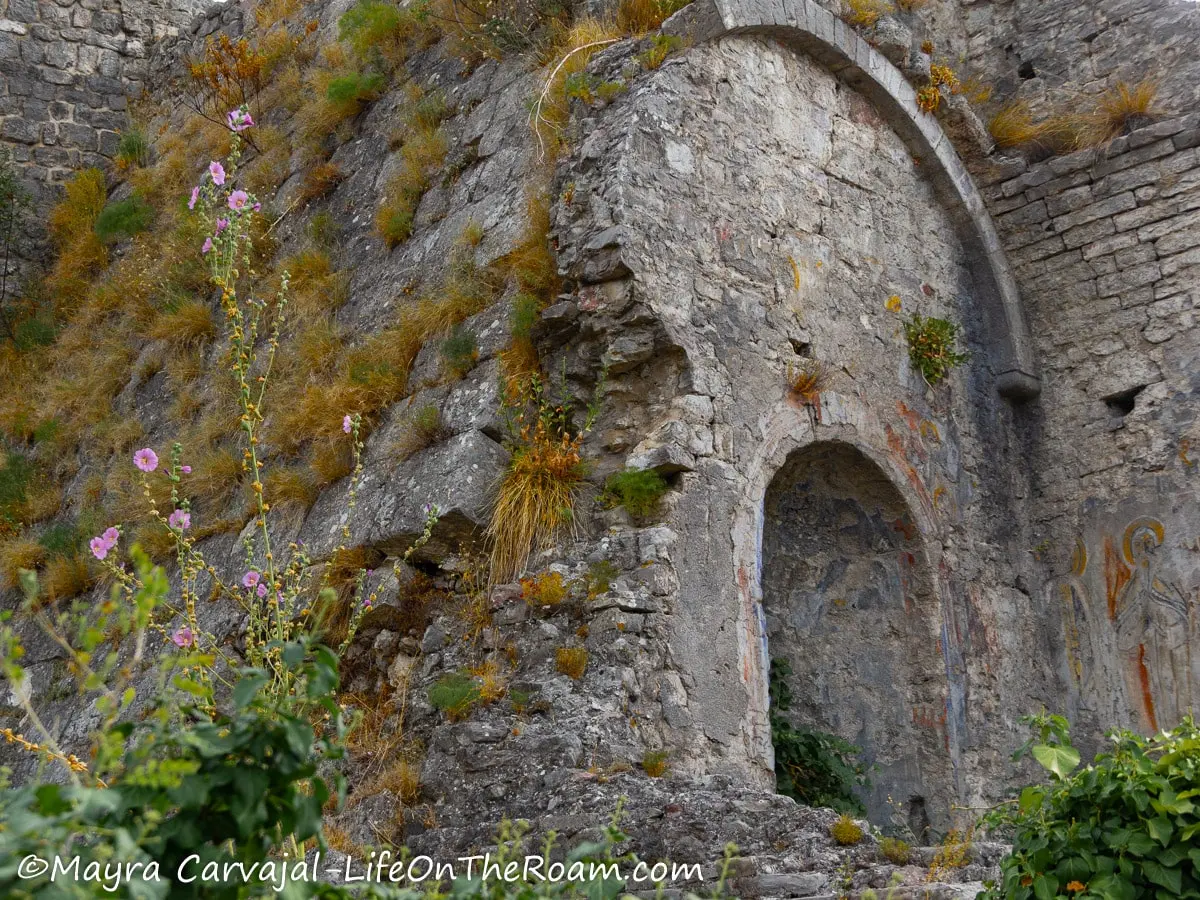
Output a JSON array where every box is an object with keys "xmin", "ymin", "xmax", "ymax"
[{"xmin": 761, "ymin": 441, "xmax": 953, "ymax": 835}]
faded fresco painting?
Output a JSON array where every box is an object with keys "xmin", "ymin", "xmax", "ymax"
[{"xmin": 1053, "ymin": 512, "xmax": 1199, "ymax": 734}]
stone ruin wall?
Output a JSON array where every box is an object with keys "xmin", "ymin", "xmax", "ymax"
[
  {"xmin": 0, "ymin": 0, "xmax": 1199, "ymax": 859},
  {"xmin": 0, "ymin": 0, "xmax": 209, "ymax": 198},
  {"xmin": 979, "ymin": 115, "xmax": 1200, "ymax": 750}
]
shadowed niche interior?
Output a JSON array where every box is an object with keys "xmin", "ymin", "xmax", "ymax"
[{"xmin": 761, "ymin": 440, "xmax": 952, "ymax": 836}]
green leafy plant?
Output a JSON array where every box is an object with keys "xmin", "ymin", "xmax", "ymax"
[
  {"xmin": 638, "ymin": 34, "xmax": 683, "ymax": 70},
  {"xmin": 879, "ymin": 836, "xmax": 911, "ymax": 865},
  {"xmin": 339, "ymin": 0, "xmax": 404, "ymax": 59},
  {"xmin": 902, "ymin": 313, "xmax": 969, "ymax": 385},
  {"xmin": 584, "ymin": 559, "xmax": 619, "ymax": 598},
  {"xmin": 115, "ymin": 126, "xmax": 152, "ymax": 169},
  {"xmin": 770, "ymin": 658, "xmax": 870, "ymax": 814},
  {"xmin": 980, "ymin": 713, "xmax": 1200, "ymax": 900},
  {"xmin": 602, "ymin": 467, "xmax": 669, "ymax": 517},
  {"xmin": 441, "ymin": 325, "xmax": 479, "ymax": 377},
  {"xmin": 94, "ymin": 195, "xmax": 154, "ymax": 243},
  {"xmin": 326, "ymin": 71, "xmax": 386, "ymax": 104},
  {"xmin": 429, "ymin": 671, "xmax": 483, "ymax": 720}
]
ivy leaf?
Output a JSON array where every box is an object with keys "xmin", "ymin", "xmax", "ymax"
[
  {"xmin": 1033, "ymin": 873, "xmax": 1058, "ymax": 900},
  {"xmin": 1018, "ymin": 786, "xmax": 1045, "ymax": 812},
  {"xmin": 1088, "ymin": 874, "xmax": 1135, "ymax": 900},
  {"xmin": 1031, "ymin": 743, "xmax": 1080, "ymax": 779},
  {"xmin": 1141, "ymin": 860, "xmax": 1182, "ymax": 894},
  {"xmin": 1145, "ymin": 815, "xmax": 1173, "ymax": 847}
]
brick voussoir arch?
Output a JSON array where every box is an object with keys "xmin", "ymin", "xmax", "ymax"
[{"xmin": 664, "ymin": 0, "xmax": 1041, "ymax": 401}]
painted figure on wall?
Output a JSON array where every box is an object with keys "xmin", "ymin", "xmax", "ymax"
[
  {"xmin": 1057, "ymin": 516, "xmax": 1197, "ymax": 735},
  {"xmin": 1111, "ymin": 519, "xmax": 1194, "ymax": 732}
]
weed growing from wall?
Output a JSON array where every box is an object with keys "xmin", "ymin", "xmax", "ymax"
[
  {"xmin": 601, "ymin": 468, "xmax": 668, "ymax": 518},
  {"xmin": 902, "ymin": 313, "xmax": 969, "ymax": 386}
]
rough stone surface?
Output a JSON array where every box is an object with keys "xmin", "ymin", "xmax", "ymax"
[
  {"xmin": 977, "ymin": 117, "xmax": 1200, "ymax": 747},
  {"xmin": 3, "ymin": 0, "xmax": 1200, "ymax": 892}
]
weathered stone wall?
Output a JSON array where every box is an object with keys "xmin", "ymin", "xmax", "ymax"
[
  {"xmin": 978, "ymin": 115, "xmax": 1200, "ymax": 745},
  {"xmin": 944, "ymin": 0, "xmax": 1200, "ymax": 117},
  {"xmin": 551, "ymin": 30, "xmax": 1060, "ymax": 829},
  {"xmin": 0, "ymin": 0, "xmax": 209, "ymax": 197}
]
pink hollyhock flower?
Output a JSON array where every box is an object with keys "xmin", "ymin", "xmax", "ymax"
[
  {"xmin": 242, "ymin": 570, "xmax": 261, "ymax": 588},
  {"xmin": 209, "ymin": 161, "xmax": 225, "ymax": 186},
  {"xmin": 172, "ymin": 626, "xmax": 195, "ymax": 648},
  {"xmin": 188, "ymin": 186, "xmax": 200, "ymax": 210},
  {"xmin": 342, "ymin": 415, "xmax": 353, "ymax": 434},
  {"xmin": 227, "ymin": 190, "xmax": 249, "ymax": 211},
  {"xmin": 181, "ymin": 465, "xmax": 192, "ymax": 474},
  {"xmin": 252, "ymin": 202, "xmax": 262, "ymax": 212},
  {"xmin": 134, "ymin": 448, "xmax": 158, "ymax": 472},
  {"xmin": 227, "ymin": 107, "xmax": 254, "ymax": 132},
  {"xmin": 89, "ymin": 536, "xmax": 110, "ymax": 560},
  {"xmin": 102, "ymin": 527, "xmax": 119, "ymax": 545},
  {"xmin": 256, "ymin": 583, "xmax": 268, "ymax": 598},
  {"xmin": 168, "ymin": 509, "xmax": 191, "ymax": 530},
  {"xmin": 215, "ymin": 218, "xmax": 228, "ymax": 234},
  {"xmin": 202, "ymin": 237, "xmax": 213, "ymax": 254}
]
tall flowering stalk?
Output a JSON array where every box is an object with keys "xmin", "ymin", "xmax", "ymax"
[{"xmin": 75, "ymin": 107, "xmax": 429, "ymax": 709}]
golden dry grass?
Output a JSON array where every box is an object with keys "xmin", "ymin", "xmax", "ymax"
[
  {"xmin": 616, "ymin": 0, "xmax": 684, "ymax": 35},
  {"xmin": 147, "ymin": 299, "xmax": 216, "ymax": 347},
  {"xmin": 41, "ymin": 553, "xmax": 95, "ymax": 603},
  {"xmin": 486, "ymin": 425, "xmax": 587, "ymax": 584},
  {"xmin": 310, "ymin": 438, "xmax": 355, "ymax": 486},
  {"xmin": 845, "ymin": 0, "xmax": 894, "ymax": 28},
  {"xmin": 264, "ymin": 465, "xmax": 320, "ymax": 519},
  {"xmin": 789, "ymin": 358, "xmax": 833, "ymax": 403},
  {"xmin": 555, "ymin": 646, "xmax": 588, "ymax": 679},
  {"xmin": 299, "ymin": 161, "xmax": 344, "ymax": 203},
  {"xmin": 530, "ymin": 19, "xmax": 622, "ymax": 157},
  {"xmin": 0, "ymin": 538, "xmax": 46, "ymax": 590},
  {"xmin": 1079, "ymin": 80, "xmax": 1160, "ymax": 147},
  {"xmin": 315, "ymin": 545, "xmax": 383, "ymax": 646},
  {"xmin": 990, "ymin": 81, "xmax": 1160, "ymax": 155}
]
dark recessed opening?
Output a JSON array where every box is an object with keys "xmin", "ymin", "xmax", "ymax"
[
  {"xmin": 790, "ymin": 338, "xmax": 812, "ymax": 357},
  {"xmin": 1104, "ymin": 384, "xmax": 1146, "ymax": 417},
  {"xmin": 1018, "ymin": 61, "xmax": 1037, "ymax": 80}
]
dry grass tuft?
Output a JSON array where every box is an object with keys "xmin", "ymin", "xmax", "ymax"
[
  {"xmin": 990, "ymin": 80, "xmax": 1160, "ymax": 156},
  {"xmin": 147, "ymin": 299, "xmax": 216, "ymax": 347},
  {"xmin": 392, "ymin": 404, "xmax": 449, "ymax": 462},
  {"xmin": 789, "ymin": 358, "xmax": 833, "ymax": 403},
  {"xmin": 844, "ymin": 0, "xmax": 894, "ymax": 28},
  {"xmin": 316, "ymin": 545, "xmax": 384, "ymax": 646},
  {"xmin": 0, "ymin": 538, "xmax": 46, "ymax": 590},
  {"xmin": 616, "ymin": 0, "xmax": 691, "ymax": 34},
  {"xmin": 555, "ymin": 646, "xmax": 588, "ymax": 679},
  {"xmin": 41, "ymin": 553, "xmax": 94, "ymax": 603},
  {"xmin": 310, "ymin": 438, "xmax": 355, "ymax": 486},
  {"xmin": 265, "ymin": 465, "xmax": 320, "ymax": 519},
  {"xmin": 1079, "ymin": 80, "xmax": 1160, "ymax": 147},
  {"xmin": 299, "ymin": 161, "xmax": 344, "ymax": 203},
  {"xmin": 531, "ymin": 19, "xmax": 622, "ymax": 157},
  {"xmin": 487, "ymin": 422, "xmax": 587, "ymax": 584}
]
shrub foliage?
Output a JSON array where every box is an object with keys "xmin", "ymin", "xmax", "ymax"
[
  {"xmin": 981, "ymin": 713, "xmax": 1200, "ymax": 900},
  {"xmin": 769, "ymin": 658, "xmax": 870, "ymax": 814}
]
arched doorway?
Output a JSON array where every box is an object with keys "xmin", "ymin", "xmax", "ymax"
[{"xmin": 762, "ymin": 440, "xmax": 952, "ymax": 835}]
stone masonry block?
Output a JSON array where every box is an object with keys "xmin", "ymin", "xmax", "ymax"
[
  {"xmin": 1054, "ymin": 192, "xmax": 1136, "ymax": 232},
  {"xmin": 1096, "ymin": 262, "xmax": 1161, "ymax": 298}
]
